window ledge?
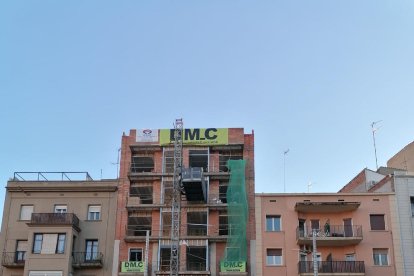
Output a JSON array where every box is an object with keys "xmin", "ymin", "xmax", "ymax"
[{"xmin": 85, "ymin": 219, "xmax": 102, "ymax": 222}]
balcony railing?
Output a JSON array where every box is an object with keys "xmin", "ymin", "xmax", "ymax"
[
  {"xmin": 29, "ymin": 213, "xmax": 80, "ymax": 230},
  {"xmin": 298, "ymin": 261, "xmax": 365, "ymax": 274},
  {"xmin": 72, "ymin": 252, "xmax": 103, "ymax": 268},
  {"xmin": 2, "ymin": 251, "xmax": 25, "ymax": 267},
  {"xmin": 296, "ymin": 225, "xmax": 363, "ymax": 246}
]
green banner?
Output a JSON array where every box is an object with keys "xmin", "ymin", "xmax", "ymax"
[
  {"xmin": 121, "ymin": 261, "xmax": 145, "ymax": 272},
  {"xmin": 160, "ymin": 128, "xmax": 228, "ymax": 145},
  {"xmin": 220, "ymin": 261, "xmax": 246, "ymax": 272}
]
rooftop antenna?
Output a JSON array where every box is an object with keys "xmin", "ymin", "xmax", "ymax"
[
  {"xmin": 111, "ymin": 148, "xmax": 121, "ymax": 179},
  {"xmin": 283, "ymin": 149, "xmax": 289, "ymax": 193},
  {"xmin": 307, "ymin": 181, "xmax": 312, "ymax": 193},
  {"xmin": 371, "ymin": 120, "xmax": 383, "ymax": 170}
]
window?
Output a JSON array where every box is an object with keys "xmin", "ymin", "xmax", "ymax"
[
  {"xmin": 266, "ymin": 215, "xmax": 281, "ymax": 231},
  {"xmin": 187, "ymin": 246, "xmax": 207, "ymax": 271},
  {"xmin": 189, "ymin": 150, "xmax": 208, "ymax": 171},
  {"xmin": 16, "ymin": 240, "xmax": 28, "ymax": 262},
  {"xmin": 187, "ymin": 211, "xmax": 207, "ymax": 236},
  {"xmin": 131, "ymin": 155, "xmax": 154, "ymax": 172},
  {"xmin": 219, "ymin": 181, "xmax": 228, "ymax": 203},
  {"xmin": 219, "ymin": 211, "xmax": 229, "ymax": 235},
  {"xmin": 33, "ymin": 234, "xmax": 66, "ymax": 254},
  {"xmin": 33, "ymin": 234, "xmax": 43, "ymax": 253},
  {"xmin": 129, "ymin": 248, "xmax": 143, "ymax": 261},
  {"xmin": 370, "ymin": 214, "xmax": 385, "ymax": 230},
  {"xmin": 87, "ymin": 205, "xmax": 101, "ymax": 220},
  {"xmin": 266, "ymin": 249, "xmax": 282, "ymax": 265},
  {"xmin": 411, "ymin": 197, "xmax": 414, "ymax": 216},
  {"xmin": 85, "ymin": 240, "xmax": 99, "ymax": 261},
  {"xmin": 56, "ymin": 234, "xmax": 66, "ymax": 254},
  {"xmin": 20, "ymin": 205, "xmax": 34, "ymax": 220},
  {"xmin": 130, "ymin": 185, "xmax": 153, "ymax": 204},
  {"xmin": 346, "ymin": 254, "xmax": 356, "ymax": 261},
  {"xmin": 373, "ymin": 249, "xmax": 389, "ymax": 266},
  {"xmin": 127, "ymin": 215, "xmax": 151, "ymax": 236},
  {"xmin": 54, "ymin": 205, "xmax": 67, "ymax": 213}
]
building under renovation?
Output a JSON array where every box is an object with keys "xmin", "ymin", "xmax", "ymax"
[{"xmin": 113, "ymin": 126, "xmax": 255, "ymax": 275}]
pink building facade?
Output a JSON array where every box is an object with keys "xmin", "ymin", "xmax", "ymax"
[{"xmin": 255, "ymin": 193, "xmax": 396, "ymax": 276}]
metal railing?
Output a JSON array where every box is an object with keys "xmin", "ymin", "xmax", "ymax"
[
  {"xmin": 126, "ymin": 225, "xmax": 152, "ymax": 237},
  {"xmin": 296, "ymin": 225, "xmax": 363, "ymax": 239},
  {"xmin": 298, "ymin": 261, "xmax": 365, "ymax": 273},
  {"xmin": 13, "ymin": 172, "xmax": 92, "ymax": 181},
  {"xmin": 72, "ymin": 252, "xmax": 103, "ymax": 267},
  {"xmin": 30, "ymin": 213, "xmax": 80, "ymax": 229},
  {"xmin": 130, "ymin": 163, "xmax": 154, "ymax": 173},
  {"xmin": 2, "ymin": 251, "xmax": 25, "ymax": 266},
  {"xmin": 187, "ymin": 225, "xmax": 208, "ymax": 236}
]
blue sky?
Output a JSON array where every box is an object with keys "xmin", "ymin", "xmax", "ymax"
[{"xmin": 1, "ymin": 0, "xmax": 414, "ymax": 216}]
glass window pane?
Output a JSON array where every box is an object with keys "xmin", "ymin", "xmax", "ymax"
[
  {"xmin": 381, "ymin": 254, "xmax": 388, "ymax": 265},
  {"xmin": 33, "ymin": 234, "xmax": 43, "ymax": 253},
  {"xmin": 129, "ymin": 249, "xmax": 143, "ymax": 261},
  {"xmin": 56, "ymin": 234, "xmax": 65, "ymax": 254}
]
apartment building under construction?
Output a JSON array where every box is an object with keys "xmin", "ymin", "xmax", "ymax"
[{"xmin": 114, "ymin": 127, "xmax": 255, "ymax": 276}]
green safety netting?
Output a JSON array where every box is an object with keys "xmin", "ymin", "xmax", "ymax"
[{"xmin": 224, "ymin": 159, "xmax": 247, "ymax": 262}]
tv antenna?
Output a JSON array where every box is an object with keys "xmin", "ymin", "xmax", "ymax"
[
  {"xmin": 371, "ymin": 120, "xmax": 382, "ymax": 170},
  {"xmin": 110, "ymin": 148, "xmax": 121, "ymax": 179},
  {"xmin": 307, "ymin": 181, "xmax": 313, "ymax": 193},
  {"xmin": 283, "ymin": 149, "xmax": 289, "ymax": 193}
]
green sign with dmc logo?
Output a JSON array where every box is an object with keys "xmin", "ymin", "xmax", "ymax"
[
  {"xmin": 121, "ymin": 261, "xmax": 145, "ymax": 272},
  {"xmin": 220, "ymin": 261, "xmax": 246, "ymax": 272}
]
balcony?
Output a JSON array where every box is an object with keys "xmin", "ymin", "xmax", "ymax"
[
  {"xmin": 298, "ymin": 261, "xmax": 365, "ymax": 275},
  {"xmin": 72, "ymin": 252, "xmax": 103, "ymax": 269},
  {"xmin": 2, "ymin": 251, "xmax": 25, "ymax": 268},
  {"xmin": 28, "ymin": 213, "xmax": 80, "ymax": 231},
  {"xmin": 296, "ymin": 225, "xmax": 363, "ymax": 246}
]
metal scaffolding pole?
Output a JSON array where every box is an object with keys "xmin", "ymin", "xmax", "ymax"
[{"xmin": 170, "ymin": 119, "xmax": 183, "ymax": 276}]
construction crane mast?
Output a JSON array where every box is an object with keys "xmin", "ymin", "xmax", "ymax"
[{"xmin": 170, "ymin": 119, "xmax": 183, "ymax": 276}]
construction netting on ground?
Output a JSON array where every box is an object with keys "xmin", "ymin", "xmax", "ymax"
[{"xmin": 224, "ymin": 159, "xmax": 248, "ymax": 262}]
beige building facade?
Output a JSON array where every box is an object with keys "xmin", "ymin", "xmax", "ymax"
[
  {"xmin": 0, "ymin": 172, "xmax": 118, "ymax": 276},
  {"xmin": 255, "ymin": 193, "xmax": 396, "ymax": 276}
]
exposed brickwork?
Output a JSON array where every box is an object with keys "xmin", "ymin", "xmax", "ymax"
[
  {"xmin": 115, "ymin": 127, "xmax": 255, "ymax": 275},
  {"xmin": 338, "ymin": 169, "xmax": 366, "ymax": 193}
]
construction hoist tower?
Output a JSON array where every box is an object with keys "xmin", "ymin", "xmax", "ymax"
[{"xmin": 170, "ymin": 119, "xmax": 183, "ymax": 276}]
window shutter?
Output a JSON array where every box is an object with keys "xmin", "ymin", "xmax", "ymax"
[
  {"xmin": 370, "ymin": 215, "xmax": 385, "ymax": 230},
  {"xmin": 41, "ymin": 234, "xmax": 58, "ymax": 254},
  {"xmin": 20, "ymin": 206, "xmax": 34, "ymax": 220},
  {"xmin": 267, "ymin": 249, "xmax": 282, "ymax": 256},
  {"xmin": 89, "ymin": 206, "xmax": 101, "ymax": 213}
]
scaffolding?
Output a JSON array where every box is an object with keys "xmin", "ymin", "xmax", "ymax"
[
  {"xmin": 223, "ymin": 160, "xmax": 248, "ymax": 263},
  {"xmin": 170, "ymin": 119, "xmax": 183, "ymax": 276}
]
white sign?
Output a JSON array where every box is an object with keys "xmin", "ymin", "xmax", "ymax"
[{"xmin": 137, "ymin": 129, "xmax": 158, "ymax": 142}]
